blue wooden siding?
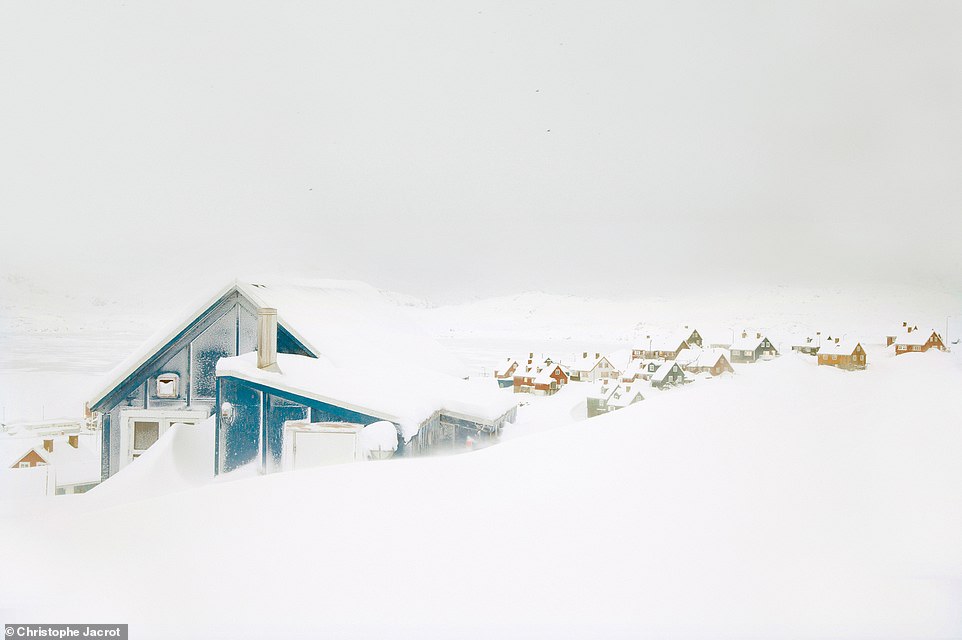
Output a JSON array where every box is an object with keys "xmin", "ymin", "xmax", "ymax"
[
  {"xmin": 97, "ymin": 288, "xmax": 315, "ymax": 481},
  {"xmin": 214, "ymin": 376, "xmax": 516, "ymax": 474},
  {"xmin": 216, "ymin": 376, "xmax": 395, "ymax": 475}
]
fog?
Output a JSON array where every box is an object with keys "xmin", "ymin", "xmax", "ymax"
[{"xmin": 1, "ymin": 1, "xmax": 960, "ymax": 302}]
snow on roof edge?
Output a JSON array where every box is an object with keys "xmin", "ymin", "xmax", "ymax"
[{"xmin": 88, "ymin": 280, "xmax": 242, "ymax": 409}]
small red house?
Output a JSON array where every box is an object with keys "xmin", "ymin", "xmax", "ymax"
[{"xmin": 513, "ymin": 363, "xmax": 569, "ymax": 395}]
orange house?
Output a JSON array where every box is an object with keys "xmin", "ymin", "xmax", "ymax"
[
  {"xmin": 817, "ymin": 340, "xmax": 866, "ymax": 370},
  {"xmin": 893, "ymin": 328, "xmax": 946, "ymax": 355},
  {"xmin": 8, "ymin": 447, "xmax": 49, "ymax": 469}
]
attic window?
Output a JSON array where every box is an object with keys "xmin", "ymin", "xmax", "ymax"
[{"xmin": 156, "ymin": 373, "xmax": 179, "ymax": 399}]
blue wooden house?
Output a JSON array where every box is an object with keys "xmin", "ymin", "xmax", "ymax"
[
  {"xmin": 216, "ymin": 350, "xmax": 518, "ymax": 475},
  {"xmin": 88, "ymin": 280, "xmax": 472, "ymax": 481}
]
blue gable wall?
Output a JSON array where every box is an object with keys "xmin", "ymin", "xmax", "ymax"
[
  {"xmin": 216, "ymin": 376, "xmax": 399, "ymax": 474},
  {"xmin": 96, "ymin": 288, "xmax": 315, "ymax": 481}
]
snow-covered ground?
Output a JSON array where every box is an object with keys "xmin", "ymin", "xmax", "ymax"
[
  {"xmin": 1, "ymin": 348, "xmax": 961, "ymax": 637},
  {"xmin": 2, "ymin": 279, "xmax": 962, "ymax": 636}
]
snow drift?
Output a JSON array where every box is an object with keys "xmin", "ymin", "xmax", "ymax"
[{"xmin": 1, "ymin": 350, "xmax": 961, "ymax": 638}]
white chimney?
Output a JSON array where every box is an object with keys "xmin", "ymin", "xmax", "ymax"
[{"xmin": 257, "ymin": 308, "xmax": 278, "ymax": 370}]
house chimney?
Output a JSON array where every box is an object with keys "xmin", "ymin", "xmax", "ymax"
[
  {"xmin": 583, "ymin": 351, "xmax": 588, "ymax": 358},
  {"xmin": 902, "ymin": 321, "xmax": 907, "ymax": 327},
  {"xmin": 595, "ymin": 352, "xmax": 600, "ymax": 359},
  {"xmin": 68, "ymin": 434, "xmax": 78, "ymax": 448},
  {"xmin": 257, "ymin": 308, "xmax": 278, "ymax": 370},
  {"xmin": 907, "ymin": 326, "xmax": 913, "ymax": 334},
  {"xmin": 43, "ymin": 438, "xmax": 54, "ymax": 453},
  {"xmin": 835, "ymin": 337, "xmax": 839, "ymax": 344},
  {"xmin": 756, "ymin": 332, "xmax": 761, "ymax": 339},
  {"xmin": 741, "ymin": 331, "xmax": 747, "ymax": 339}
]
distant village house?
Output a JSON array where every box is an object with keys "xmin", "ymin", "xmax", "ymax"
[
  {"xmin": 817, "ymin": 339, "xmax": 866, "ymax": 370},
  {"xmin": 729, "ymin": 332, "xmax": 778, "ymax": 364}
]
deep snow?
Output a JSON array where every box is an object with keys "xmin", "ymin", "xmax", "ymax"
[{"xmin": 1, "ymin": 349, "xmax": 961, "ymax": 638}]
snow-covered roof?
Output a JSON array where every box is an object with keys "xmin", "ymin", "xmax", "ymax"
[
  {"xmin": 604, "ymin": 349, "xmax": 633, "ymax": 373},
  {"xmin": 42, "ymin": 434, "xmax": 100, "ymax": 486},
  {"xmin": 493, "ymin": 357, "xmax": 519, "ymax": 377},
  {"xmin": 89, "ymin": 279, "xmax": 468, "ymax": 409},
  {"xmin": 512, "ymin": 363, "xmax": 539, "ymax": 379},
  {"xmin": 678, "ymin": 348, "xmax": 729, "ymax": 368},
  {"xmin": 565, "ymin": 354, "xmax": 602, "ymax": 373},
  {"xmin": 675, "ymin": 348, "xmax": 702, "ymax": 366},
  {"xmin": 217, "ymin": 352, "xmax": 517, "ymax": 441},
  {"xmin": 588, "ymin": 380, "xmax": 618, "ymax": 401},
  {"xmin": 240, "ymin": 280, "xmax": 466, "ymax": 377},
  {"xmin": 0, "ymin": 437, "xmax": 46, "ymax": 469},
  {"xmin": 651, "ymin": 361, "xmax": 684, "ymax": 383},
  {"xmin": 565, "ymin": 352, "xmax": 619, "ymax": 373},
  {"xmin": 893, "ymin": 330, "xmax": 940, "ymax": 347},
  {"xmin": 818, "ymin": 339, "xmax": 861, "ymax": 356},
  {"xmin": 533, "ymin": 365, "xmax": 566, "ymax": 385},
  {"xmin": 0, "ymin": 432, "xmax": 100, "ymax": 486},
  {"xmin": 622, "ymin": 358, "xmax": 658, "ymax": 376},
  {"xmin": 886, "ymin": 323, "xmax": 916, "ymax": 337},
  {"xmin": 789, "ymin": 335, "xmax": 819, "ymax": 348},
  {"xmin": 730, "ymin": 333, "xmax": 768, "ymax": 351},
  {"xmin": 637, "ymin": 335, "xmax": 689, "ymax": 352},
  {"xmin": 607, "ymin": 382, "xmax": 645, "ymax": 408}
]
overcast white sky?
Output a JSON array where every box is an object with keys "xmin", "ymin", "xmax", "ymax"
[{"xmin": 1, "ymin": 1, "xmax": 960, "ymax": 302}]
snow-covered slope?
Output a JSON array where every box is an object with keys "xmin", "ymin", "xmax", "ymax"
[{"xmin": 2, "ymin": 349, "xmax": 960, "ymax": 638}]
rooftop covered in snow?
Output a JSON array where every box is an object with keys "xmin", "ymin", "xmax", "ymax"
[
  {"xmin": 217, "ymin": 352, "xmax": 517, "ymax": 440},
  {"xmin": 88, "ymin": 278, "xmax": 469, "ymax": 409}
]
